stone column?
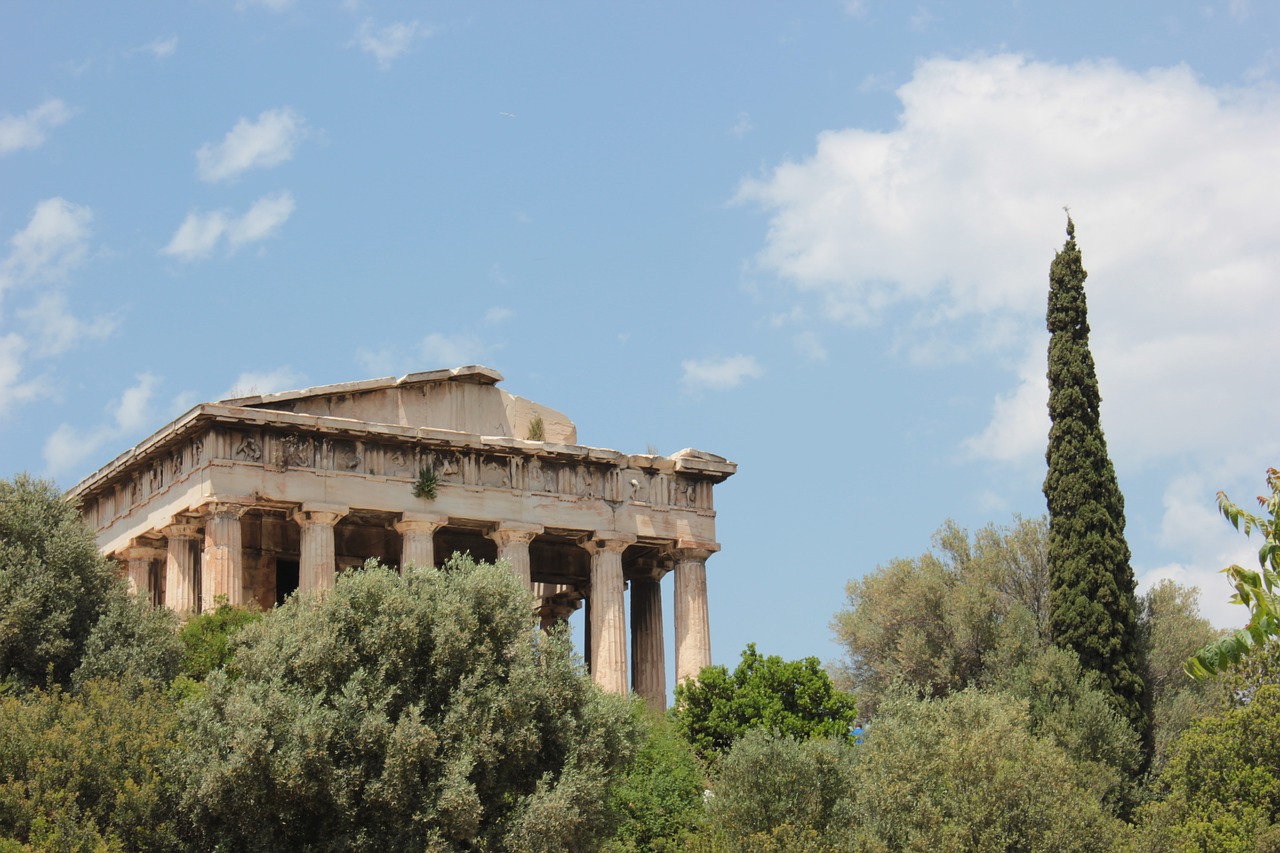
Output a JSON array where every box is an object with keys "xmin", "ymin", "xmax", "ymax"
[
  {"xmin": 122, "ymin": 544, "xmax": 164, "ymax": 600},
  {"xmin": 490, "ymin": 523, "xmax": 542, "ymax": 590},
  {"xmin": 162, "ymin": 522, "xmax": 201, "ymax": 616},
  {"xmin": 585, "ymin": 533, "xmax": 635, "ymax": 695},
  {"xmin": 536, "ymin": 583, "xmax": 581, "ymax": 632},
  {"xmin": 202, "ymin": 503, "xmax": 247, "ymax": 607},
  {"xmin": 395, "ymin": 512, "xmax": 446, "ymax": 570},
  {"xmin": 673, "ymin": 541, "xmax": 719, "ymax": 685},
  {"xmin": 630, "ymin": 569, "xmax": 667, "ymax": 711},
  {"xmin": 292, "ymin": 504, "xmax": 348, "ymax": 594}
]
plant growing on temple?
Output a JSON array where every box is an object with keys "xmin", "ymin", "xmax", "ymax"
[
  {"xmin": 526, "ymin": 414, "xmax": 545, "ymax": 441},
  {"xmin": 412, "ymin": 466, "xmax": 438, "ymax": 500},
  {"xmin": 671, "ymin": 644, "xmax": 857, "ymax": 763},
  {"xmin": 1187, "ymin": 467, "xmax": 1280, "ymax": 679},
  {"xmin": 1043, "ymin": 215, "xmax": 1147, "ymax": 743}
]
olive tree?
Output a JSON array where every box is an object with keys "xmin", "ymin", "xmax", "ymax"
[{"xmin": 177, "ymin": 555, "xmax": 640, "ymax": 852}]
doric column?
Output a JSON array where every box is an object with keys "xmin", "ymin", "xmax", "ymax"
[
  {"xmin": 673, "ymin": 541, "xmax": 719, "ymax": 685},
  {"xmin": 490, "ymin": 522, "xmax": 542, "ymax": 590},
  {"xmin": 122, "ymin": 543, "xmax": 165, "ymax": 601},
  {"xmin": 395, "ymin": 512, "xmax": 446, "ymax": 570},
  {"xmin": 631, "ymin": 569, "xmax": 667, "ymax": 711},
  {"xmin": 292, "ymin": 504, "xmax": 348, "ymax": 594},
  {"xmin": 585, "ymin": 533, "xmax": 635, "ymax": 695},
  {"xmin": 162, "ymin": 522, "xmax": 201, "ymax": 616},
  {"xmin": 201, "ymin": 502, "xmax": 247, "ymax": 607},
  {"xmin": 535, "ymin": 583, "xmax": 581, "ymax": 632}
]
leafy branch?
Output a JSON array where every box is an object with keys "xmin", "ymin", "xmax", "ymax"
[{"xmin": 1186, "ymin": 467, "xmax": 1280, "ymax": 679}]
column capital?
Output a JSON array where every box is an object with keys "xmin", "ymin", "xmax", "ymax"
[
  {"xmin": 292, "ymin": 503, "xmax": 348, "ymax": 527},
  {"xmin": 490, "ymin": 522, "xmax": 543, "ymax": 547},
  {"xmin": 670, "ymin": 539, "xmax": 720, "ymax": 561},
  {"xmin": 394, "ymin": 512, "xmax": 447, "ymax": 535},
  {"xmin": 586, "ymin": 532, "xmax": 636, "ymax": 555},
  {"xmin": 161, "ymin": 522, "xmax": 201, "ymax": 541},
  {"xmin": 122, "ymin": 543, "xmax": 166, "ymax": 561},
  {"xmin": 195, "ymin": 498, "xmax": 252, "ymax": 519}
]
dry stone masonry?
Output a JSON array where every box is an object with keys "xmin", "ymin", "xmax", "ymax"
[{"xmin": 70, "ymin": 366, "xmax": 735, "ymax": 710}]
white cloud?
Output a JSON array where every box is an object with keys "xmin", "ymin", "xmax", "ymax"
[
  {"xmin": 0, "ymin": 99, "xmax": 73, "ymax": 157},
  {"xmin": 221, "ymin": 366, "xmax": 304, "ymax": 400},
  {"xmin": 844, "ymin": 0, "xmax": 869, "ymax": 18},
  {"xmin": 353, "ymin": 19, "xmax": 433, "ymax": 70},
  {"xmin": 794, "ymin": 331, "xmax": 828, "ymax": 362},
  {"xmin": 909, "ymin": 7, "xmax": 937, "ymax": 31},
  {"xmin": 141, "ymin": 35, "xmax": 178, "ymax": 58},
  {"xmin": 43, "ymin": 374, "xmax": 160, "ymax": 477},
  {"xmin": 1227, "ymin": 0, "xmax": 1253, "ymax": 21},
  {"xmin": 162, "ymin": 191, "xmax": 295, "ymax": 260},
  {"xmin": 237, "ymin": 0, "xmax": 294, "ymax": 11},
  {"xmin": 0, "ymin": 333, "xmax": 39, "ymax": 414},
  {"xmin": 0, "ymin": 198, "xmax": 106, "ymax": 418},
  {"xmin": 196, "ymin": 108, "xmax": 306, "ymax": 182},
  {"xmin": 962, "ymin": 342, "xmax": 1048, "ymax": 462},
  {"xmin": 729, "ymin": 112, "xmax": 754, "ymax": 138},
  {"xmin": 18, "ymin": 293, "xmax": 114, "ymax": 357},
  {"xmin": 420, "ymin": 332, "xmax": 485, "ymax": 367},
  {"xmin": 681, "ymin": 355, "xmax": 763, "ymax": 392},
  {"xmin": 226, "ymin": 191, "xmax": 296, "ymax": 247},
  {"xmin": 738, "ymin": 54, "xmax": 1280, "ymax": 472},
  {"xmin": 0, "ymin": 197, "xmax": 92, "ymax": 299},
  {"xmin": 484, "ymin": 306, "xmax": 514, "ymax": 324}
]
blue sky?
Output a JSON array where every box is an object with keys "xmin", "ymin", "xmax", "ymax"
[{"xmin": 3, "ymin": 1, "xmax": 1279, "ymax": 674}]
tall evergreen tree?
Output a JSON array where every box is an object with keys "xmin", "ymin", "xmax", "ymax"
[{"xmin": 1043, "ymin": 215, "xmax": 1147, "ymax": 741}]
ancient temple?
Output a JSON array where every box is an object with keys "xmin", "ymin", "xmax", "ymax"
[{"xmin": 68, "ymin": 366, "xmax": 735, "ymax": 708}]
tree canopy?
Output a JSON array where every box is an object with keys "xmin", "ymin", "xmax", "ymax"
[
  {"xmin": 831, "ymin": 516, "xmax": 1050, "ymax": 713},
  {"xmin": 1043, "ymin": 216, "xmax": 1147, "ymax": 740},
  {"xmin": 672, "ymin": 643, "xmax": 856, "ymax": 763},
  {"xmin": 176, "ymin": 555, "xmax": 640, "ymax": 852}
]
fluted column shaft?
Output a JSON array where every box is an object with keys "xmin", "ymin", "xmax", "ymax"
[
  {"xmin": 674, "ymin": 543, "xmax": 718, "ymax": 684},
  {"xmin": 395, "ymin": 513, "xmax": 446, "ymax": 570},
  {"xmin": 123, "ymin": 545, "xmax": 164, "ymax": 601},
  {"xmin": 163, "ymin": 523, "xmax": 201, "ymax": 616},
  {"xmin": 202, "ymin": 503, "xmax": 246, "ymax": 607},
  {"xmin": 631, "ymin": 574, "xmax": 667, "ymax": 711},
  {"xmin": 293, "ymin": 505, "xmax": 347, "ymax": 594},
  {"xmin": 587, "ymin": 534, "xmax": 635, "ymax": 695},
  {"xmin": 490, "ymin": 523, "xmax": 541, "ymax": 590}
]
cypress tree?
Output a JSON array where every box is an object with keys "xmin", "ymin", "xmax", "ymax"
[{"xmin": 1043, "ymin": 215, "xmax": 1147, "ymax": 740}]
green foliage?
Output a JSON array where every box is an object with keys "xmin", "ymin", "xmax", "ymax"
[
  {"xmin": 411, "ymin": 466, "xmax": 438, "ymax": 500},
  {"xmin": 176, "ymin": 555, "xmax": 640, "ymax": 852},
  {"xmin": 0, "ymin": 475, "xmax": 120, "ymax": 692},
  {"xmin": 832, "ymin": 516, "xmax": 1050, "ymax": 713},
  {"xmin": 986, "ymin": 645, "xmax": 1142, "ymax": 813},
  {"xmin": 1137, "ymin": 685, "xmax": 1280, "ymax": 852},
  {"xmin": 605, "ymin": 708, "xmax": 706, "ymax": 852},
  {"xmin": 1140, "ymin": 580, "xmax": 1228, "ymax": 773},
  {"xmin": 0, "ymin": 678, "xmax": 183, "ymax": 851},
  {"xmin": 672, "ymin": 643, "xmax": 856, "ymax": 763},
  {"xmin": 1043, "ymin": 216, "xmax": 1147, "ymax": 739},
  {"xmin": 526, "ymin": 414, "xmax": 545, "ymax": 442},
  {"xmin": 177, "ymin": 600, "xmax": 261, "ymax": 681},
  {"xmin": 845, "ymin": 689, "xmax": 1130, "ymax": 852},
  {"xmin": 699, "ymin": 729, "xmax": 854, "ymax": 851},
  {"xmin": 1188, "ymin": 467, "xmax": 1280, "ymax": 679},
  {"xmin": 72, "ymin": 584, "xmax": 183, "ymax": 692}
]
